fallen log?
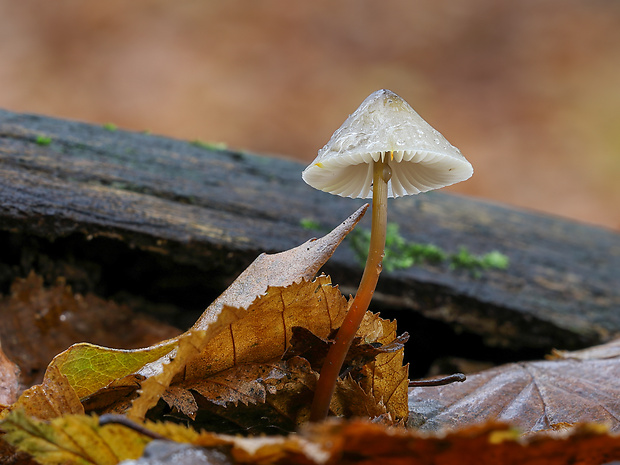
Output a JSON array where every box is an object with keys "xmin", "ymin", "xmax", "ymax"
[{"xmin": 1, "ymin": 109, "xmax": 618, "ymax": 371}]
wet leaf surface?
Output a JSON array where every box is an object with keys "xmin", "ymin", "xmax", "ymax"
[{"xmin": 408, "ymin": 345, "xmax": 620, "ymax": 433}]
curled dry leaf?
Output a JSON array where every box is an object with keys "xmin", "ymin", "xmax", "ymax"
[
  {"xmin": 128, "ymin": 205, "xmax": 368, "ymax": 420},
  {"xmin": 192, "ymin": 203, "xmax": 369, "ymax": 330},
  {"xmin": 408, "ymin": 346, "xmax": 620, "ymax": 433},
  {"xmin": 153, "ymin": 275, "xmax": 349, "ymax": 428}
]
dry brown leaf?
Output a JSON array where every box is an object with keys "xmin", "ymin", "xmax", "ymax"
[
  {"xmin": 184, "ymin": 275, "xmax": 349, "ymax": 382},
  {"xmin": 408, "ymin": 353, "xmax": 620, "ymax": 433},
  {"xmin": 184, "ymin": 357, "xmax": 317, "ymax": 432},
  {"xmin": 154, "ymin": 276, "xmax": 349, "ymax": 429},
  {"xmin": 187, "ymin": 358, "xmax": 313, "ymax": 409},
  {"xmin": 174, "ymin": 357, "xmax": 393, "ymax": 433},
  {"xmin": 167, "ymin": 278, "xmax": 407, "ymax": 429},
  {"xmin": 128, "ymin": 274, "xmax": 349, "ymax": 421},
  {"xmin": 357, "ymin": 317, "xmax": 409, "ymax": 422},
  {"xmin": 125, "ymin": 205, "xmax": 367, "ymax": 420},
  {"xmin": 192, "ymin": 203, "xmax": 368, "ymax": 330}
]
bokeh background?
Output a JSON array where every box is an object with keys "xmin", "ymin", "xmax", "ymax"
[{"xmin": 1, "ymin": 0, "xmax": 619, "ymax": 229}]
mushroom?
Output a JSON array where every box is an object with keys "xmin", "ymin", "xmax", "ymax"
[{"xmin": 302, "ymin": 89, "xmax": 473, "ymax": 422}]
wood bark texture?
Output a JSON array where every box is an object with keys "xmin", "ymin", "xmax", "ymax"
[{"xmin": 0, "ymin": 109, "xmax": 618, "ymax": 353}]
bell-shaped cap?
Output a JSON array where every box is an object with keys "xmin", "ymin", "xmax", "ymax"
[{"xmin": 302, "ymin": 89, "xmax": 473, "ymax": 198}]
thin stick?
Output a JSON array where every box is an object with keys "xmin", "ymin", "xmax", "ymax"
[
  {"xmin": 408, "ymin": 373, "xmax": 466, "ymax": 387},
  {"xmin": 99, "ymin": 414, "xmax": 167, "ymax": 440},
  {"xmin": 309, "ymin": 155, "xmax": 390, "ymax": 422}
]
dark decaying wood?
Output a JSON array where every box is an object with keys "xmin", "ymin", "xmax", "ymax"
[{"xmin": 0, "ymin": 109, "xmax": 618, "ymax": 370}]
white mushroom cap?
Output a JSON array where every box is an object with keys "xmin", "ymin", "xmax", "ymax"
[{"xmin": 302, "ymin": 89, "xmax": 473, "ymax": 199}]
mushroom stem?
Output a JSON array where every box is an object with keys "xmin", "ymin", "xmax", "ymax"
[{"xmin": 309, "ymin": 153, "xmax": 391, "ymax": 422}]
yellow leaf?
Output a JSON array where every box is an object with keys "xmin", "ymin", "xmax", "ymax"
[
  {"xmin": 0, "ymin": 411, "xmax": 203, "ymax": 465},
  {"xmin": 0, "ymin": 409, "xmax": 144, "ymax": 465}
]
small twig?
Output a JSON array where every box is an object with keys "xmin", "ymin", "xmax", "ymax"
[
  {"xmin": 408, "ymin": 373, "xmax": 466, "ymax": 387},
  {"xmin": 99, "ymin": 414, "xmax": 167, "ymax": 441}
]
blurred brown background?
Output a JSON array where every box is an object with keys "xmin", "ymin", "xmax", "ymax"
[{"xmin": 1, "ymin": 0, "xmax": 619, "ymax": 230}]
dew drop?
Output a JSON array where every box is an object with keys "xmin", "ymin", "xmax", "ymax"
[{"xmin": 382, "ymin": 164, "xmax": 392, "ymax": 183}]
